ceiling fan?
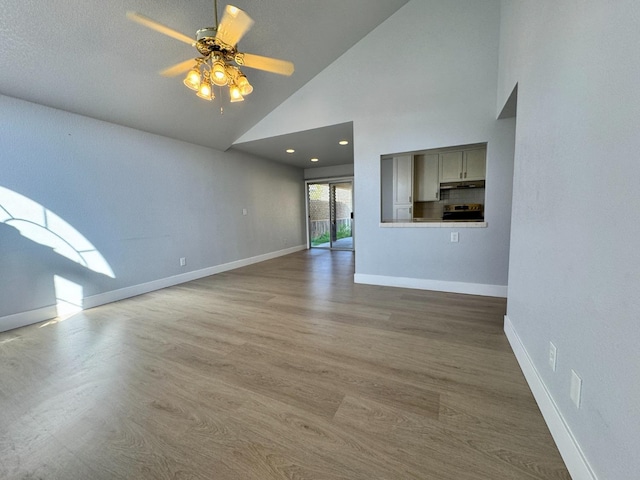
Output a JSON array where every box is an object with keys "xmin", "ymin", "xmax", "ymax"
[{"xmin": 127, "ymin": 1, "xmax": 294, "ymax": 105}]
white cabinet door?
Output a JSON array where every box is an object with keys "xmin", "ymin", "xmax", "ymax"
[
  {"xmin": 392, "ymin": 155, "xmax": 413, "ymax": 219},
  {"xmin": 463, "ymin": 149, "xmax": 486, "ymax": 181},
  {"xmin": 393, "ymin": 155, "xmax": 413, "ymax": 204},
  {"xmin": 440, "ymin": 151, "xmax": 464, "ymax": 182},
  {"xmin": 414, "ymin": 154, "xmax": 439, "ymax": 201},
  {"xmin": 393, "ymin": 205, "xmax": 413, "ymax": 220}
]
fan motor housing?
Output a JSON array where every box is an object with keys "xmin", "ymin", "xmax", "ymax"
[
  {"xmin": 195, "ymin": 27, "xmax": 235, "ymax": 58},
  {"xmin": 196, "ymin": 27, "xmax": 217, "ymax": 42}
]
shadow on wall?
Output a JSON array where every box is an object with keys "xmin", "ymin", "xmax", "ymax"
[{"xmin": 0, "ymin": 186, "xmax": 116, "ymax": 326}]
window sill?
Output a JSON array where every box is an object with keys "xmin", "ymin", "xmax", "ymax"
[{"xmin": 379, "ymin": 221, "xmax": 487, "ymax": 228}]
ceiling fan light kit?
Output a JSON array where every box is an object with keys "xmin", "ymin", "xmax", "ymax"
[{"xmin": 127, "ymin": 1, "xmax": 294, "ymax": 109}]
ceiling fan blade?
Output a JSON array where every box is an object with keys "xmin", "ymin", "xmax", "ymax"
[
  {"xmin": 160, "ymin": 58, "xmax": 197, "ymax": 77},
  {"xmin": 215, "ymin": 5, "xmax": 254, "ymax": 47},
  {"xmin": 126, "ymin": 11, "xmax": 194, "ymax": 46},
  {"xmin": 239, "ymin": 53, "xmax": 295, "ymax": 76}
]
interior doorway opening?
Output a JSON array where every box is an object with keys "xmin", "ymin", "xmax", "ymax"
[{"xmin": 306, "ymin": 179, "xmax": 354, "ymax": 251}]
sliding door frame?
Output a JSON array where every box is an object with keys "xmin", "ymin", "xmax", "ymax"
[{"xmin": 305, "ymin": 176, "xmax": 354, "ymax": 251}]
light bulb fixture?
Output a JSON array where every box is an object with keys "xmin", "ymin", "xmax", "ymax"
[
  {"xmin": 229, "ymin": 83, "xmax": 244, "ymax": 102},
  {"xmin": 339, "ymin": 140, "xmax": 349, "ymax": 145},
  {"xmin": 310, "ymin": 158, "xmax": 319, "ymax": 162},
  {"xmin": 196, "ymin": 73, "xmax": 213, "ymax": 101},
  {"xmin": 286, "ymin": 149, "xmax": 295, "ymax": 154},
  {"xmin": 237, "ymin": 75, "xmax": 253, "ymax": 96},
  {"xmin": 183, "ymin": 67, "xmax": 201, "ymax": 91},
  {"xmin": 211, "ymin": 60, "xmax": 228, "ymax": 86},
  {"xmin": 181, "ymin": 51, "xmax": 255, "ymax": 107}
]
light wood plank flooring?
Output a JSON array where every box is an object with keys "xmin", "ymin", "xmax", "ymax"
[{"xmin": 0, "ymin": 249, "xmax": 570, "ymax": 479}]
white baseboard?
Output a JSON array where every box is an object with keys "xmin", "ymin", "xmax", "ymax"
[
  {"xmin": 0, "ymin": 305, "xmax": 57, "ymax": 333},
  {"xmin": 0, "ymin": 245, "xmax": 306, "ymax": 333},
  {"xmin": 504, "ymin": 315, "xmax": 596, "ymax": 480},
  {"xmin": 84, "ymin": 244, "xmax": 306, "ymax": 309},
  {"xmin": 353, "ymin": 273, "xmax": 507, "ymax": 298}
]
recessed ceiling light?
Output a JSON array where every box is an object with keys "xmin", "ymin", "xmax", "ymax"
[
  {"xmin": 310, "ymin": 158, "xmax": 319, "ymax": 162},
  {"xmin": 339, "ymin": 140, "xmax": 349, "ymax": 145},
  {"xmin": 286, "ymin": 148, "xmax": 295, "ymax": 153}
]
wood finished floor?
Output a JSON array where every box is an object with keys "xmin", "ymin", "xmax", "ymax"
[{"xmin": 0, "ymin": 250, "xmax": 570, "ymax": 479}]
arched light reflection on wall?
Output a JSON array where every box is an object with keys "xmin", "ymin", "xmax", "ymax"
[{"xmin": 0, "ymin": 186, "xmax": 115, "ymax": 278}]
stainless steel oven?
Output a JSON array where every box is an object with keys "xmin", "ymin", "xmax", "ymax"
[{"xmin": 442, "ymin": 204, "xmax": 484, "ymax": 222}]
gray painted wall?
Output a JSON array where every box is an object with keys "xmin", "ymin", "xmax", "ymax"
[
  {"xmin": 238, "ymin": 0, "xmax": 514, "ymax": 291},
  {"xmin": 1, "ymin": 94, "xmax": 306, "ymax": 325},
  {"xmin": 498, "ymin": 1, "xmax": 640, "ymax": 478}
]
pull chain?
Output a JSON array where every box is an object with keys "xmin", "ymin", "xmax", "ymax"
[{"xmin": 216, "ymin": 84, "xmax": 223, "ymax": 114}]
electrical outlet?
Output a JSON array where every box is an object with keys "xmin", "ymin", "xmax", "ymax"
[
  {"xmin": 179, "ymin": 257, "xmax": 186, "ymax": 267},
  {"xmin": 549, "ymin": 341, "xmax": 557, "ymax": 371},
  {"xmin": 242, "ymin": 208, "xmax": 248, "ymax": 216},
  {"xmin": 450, "ymin": 232, "xmax": 459, "ymax": 243},
  {"xmin": 570, "ymin": 369, "xmax": 582, "ymax": 408}
]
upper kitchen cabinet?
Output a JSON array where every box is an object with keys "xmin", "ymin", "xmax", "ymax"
[
  {"xmin": 463, "ymin": 149, "xmax": 487, "ymax": 181},
  {"xmin": 440, "ymin": 147, "xmax": 486, "ymax": 182},
  {"xmin": 440, "ymin": 151, "xmax": 464, "ymax": 182},
  {"xmin": 414, "ymin": 154, "xmax": 440, "ymax": 202}
]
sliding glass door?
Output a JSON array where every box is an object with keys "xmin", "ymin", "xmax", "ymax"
[{"xmin": 307, "ymin": 180, "xmax": 353, "ymax": 250}]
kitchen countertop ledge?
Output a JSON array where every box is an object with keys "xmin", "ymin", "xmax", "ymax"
[{"xmin": 380, "ymin": 221, "xmax": 487, "ymax": 228}]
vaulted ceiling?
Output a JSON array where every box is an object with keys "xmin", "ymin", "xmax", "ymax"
[{"xmin": 0, "ymin": 1, "xmax": 410, "ymax": 161}]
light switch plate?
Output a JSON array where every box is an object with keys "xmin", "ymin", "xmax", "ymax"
[
  {"xmin": 570, "ymin": 369, "xmax": 582, "ymax": 408},
  {"xmin": 549, "ymin": 341, "xmax": 557, "ymax": 371}
]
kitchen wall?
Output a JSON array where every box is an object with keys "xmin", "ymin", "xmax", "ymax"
[
  {"xmin": 498, "ymin": 1, "xmax": 640, "ymax": 478},
  {"xmin": 237, "ymin": 0, "xmax": 514, "ymax": 296},
  {"xmin": 0, "ymin": 94, "xmax": 307, "ymax": 331}
]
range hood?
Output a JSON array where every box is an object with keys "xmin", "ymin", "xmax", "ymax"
[{"xmin": 440, "ymin": 180, "xmax": 485, "ymax": 189}]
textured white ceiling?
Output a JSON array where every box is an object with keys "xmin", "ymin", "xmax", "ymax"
[{"xmin": 0, "ymin": 0, "xmax": 409, "ymax": 156}]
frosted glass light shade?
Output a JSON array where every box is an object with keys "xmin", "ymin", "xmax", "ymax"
[
  {"xmin": 229, "ymin": 84, "xmax": 244, "ymax": 102},
  {"xmin": 183, "ymin": 68, "xmax": 201, "ymax": 91},
  {"xmin": 196, "ymin": 80, "xmax": 213, "ymax": 100},
  {"xmin": 237, "ymin": 75, "xmax": 253, "ymax": 95},
  {"xmin": 212, "ymin": 61, "xmax": 228, "ymax": 86}
]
